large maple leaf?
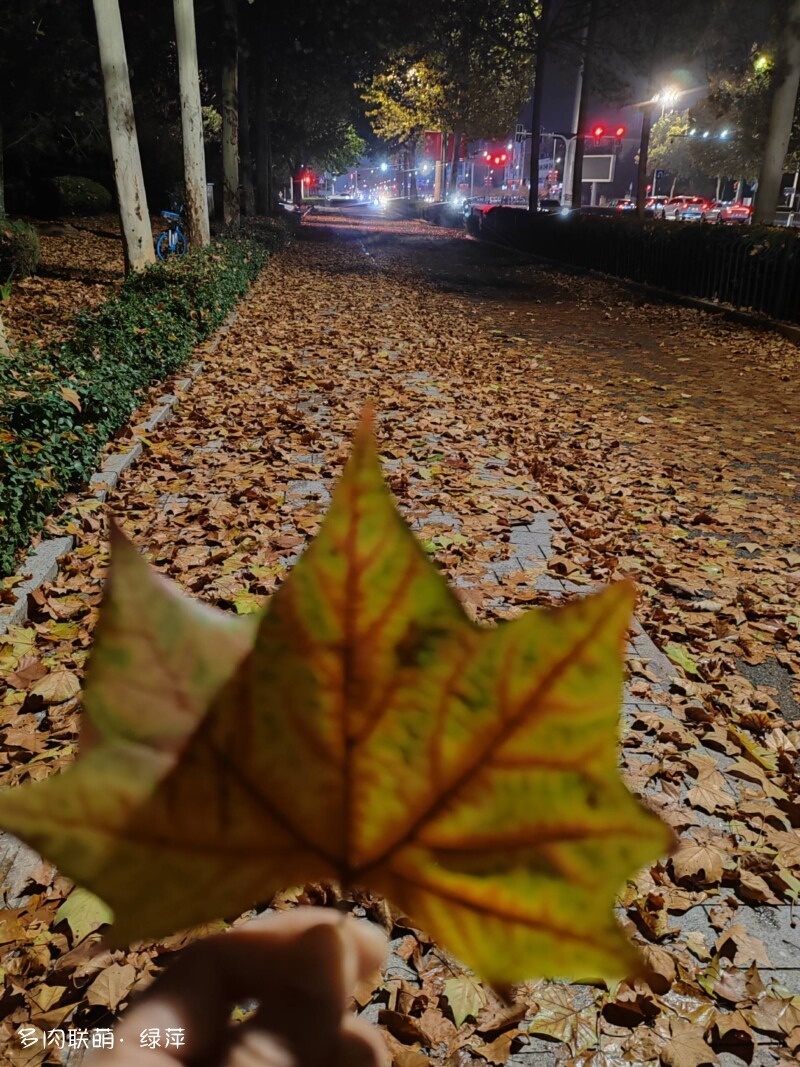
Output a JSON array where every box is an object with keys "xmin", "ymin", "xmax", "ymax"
[{"xmin": 0, "ymin": 415, "xmax": 672, "ymax": 983}]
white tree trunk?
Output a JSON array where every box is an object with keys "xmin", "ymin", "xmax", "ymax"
[
  {"xmin": 0, "ymin": 124, "xmax": 5, "ymax": 220},
  {"xmin": 173, "ymin": 0, "xmax": 210, "ymax": 247},
  {"xmin": 753, "ymin": 0, "xmax": 800, "ymax": 225},
  {"xmin": 92, "ymin": 0, "xmax": 154, "ymax": 272},
  {"xmin": 0, "ymin": 312, "xmax": 10, "ymax": 356},
  {"xmin": 221, "ymin": 0, "xmax": 240, "ymax": 229}
]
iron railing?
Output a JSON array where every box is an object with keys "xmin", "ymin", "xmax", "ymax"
[{"xmin": 478, "ymin": 209, "xmax": 800, "ymax": 324}]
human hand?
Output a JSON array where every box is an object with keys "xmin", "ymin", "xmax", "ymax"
[{"xmin": 88, "ymin": 907, "xmax": 388, "ymax": 1067}]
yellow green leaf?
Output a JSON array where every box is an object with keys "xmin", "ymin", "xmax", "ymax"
[
  {"xmin": 664, "ymin": 643, "xmax": 701, "ymax": 677},
  {"xmin": 54, "ymin": 886, "xmax": 113, "ymax": 945},
  {"xmin": 0, "ymin": 414, "xmax": 672, "ymax": 985},
  {"xmin": 443, "ymin": 975, "xmax": 488, "ymax": 1027}
]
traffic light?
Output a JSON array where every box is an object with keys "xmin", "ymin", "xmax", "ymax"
[
  {"xmin": 614, "ymin": 125, "xmax": 626, "ymax": 147},
  {"xmin": 592, "ymin": 124, "xmax": 604, "ymax": 145}
]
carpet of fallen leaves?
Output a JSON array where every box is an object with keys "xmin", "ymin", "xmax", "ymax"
[
  {"xmin": 1, "ymin": 208, "xmax": 799, "ymax": 1066},
  {"xmin": 2, "ymin": 218, "xmax": 125, "ymax": 351}
]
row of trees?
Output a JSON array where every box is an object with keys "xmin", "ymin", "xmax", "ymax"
[
  {"xmin": 358, "ymin": 0, "xmax": 800, "ymax": 224},
  {"xmin": 649, "ymin": 35, "xmax": 800, "ymax": 208},
  {"xmin": 4, "ymin": 0, "xmax": 800, "ymax": 269},
  {"xmin": 0, "ymin": 0, "xmax": 430, "ymax": 268}
]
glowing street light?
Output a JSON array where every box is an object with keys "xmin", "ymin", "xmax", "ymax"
[{"xmin": 653, "ymin": 86, "xmax": 680, "ymax": 117}]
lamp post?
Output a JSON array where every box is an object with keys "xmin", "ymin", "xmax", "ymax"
[{"xmin": 653, "ymin": 86, "xmax": 679, "ymax": 119}]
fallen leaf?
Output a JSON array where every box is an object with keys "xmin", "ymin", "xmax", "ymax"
[
  {"xmin": 443, "ymin": 975, "xmax": 488, "ymax": 1028},
  {"xmin": 526, "ymin": 986, "xmax": 597, "ymax": 1053},
  {"xmin": 672, "ymin": 838, "xmax": 727, "ymax": 884},
  {"xmin": 85, "ymin": 962, "xmax": 137, "ymax": 1011},
  {"xmin": 54, "ymin": 886, "xmax": 113, "ymax": 945},
  {"xmin": 660, "ymin": 1018, "xmax": 718, "ymax": 1067},
  {"xmin": 378, "ymin": 1009, "xmax": 429, "ymax": 1046},
  {"xmin": 27, "ymin": 670, "xmax": 80, "ymax": 706},
  {"xmin": 59, "ymin": 386, "xmax": 82, "ymax": 411}
]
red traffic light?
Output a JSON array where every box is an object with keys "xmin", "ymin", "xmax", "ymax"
[
  {"xmin": 615, "ymin": 126, "xmax": 625, "ymax": 139},
  {"xmin": 592, "ymin": 124, "xmax": 604, "ymax": 139}
]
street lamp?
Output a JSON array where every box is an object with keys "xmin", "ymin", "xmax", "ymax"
[{"xmin": 652, "ymin": 86, "xmax": 679, "ymax": 118}]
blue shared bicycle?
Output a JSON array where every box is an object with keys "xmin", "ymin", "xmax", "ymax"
[{"xmin": 156, "ymin": 209, "xmax": 187, "ymax": 259}]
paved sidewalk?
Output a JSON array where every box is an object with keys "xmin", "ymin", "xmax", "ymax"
[{"xmin": 1, "ymin": 212, "xmax": 798, "ymax": 1064}]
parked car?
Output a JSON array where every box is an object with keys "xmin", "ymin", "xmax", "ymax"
[
  {"xmin": 682, "ymin": 198, "xmax": 720, "ymax": 222},
  {"xmin": 658, "ymin": 195, "xmax": 707, "ymax": 220},
  {"xmin": 538, "ymin": 198, "xmax": 562, "ymax": 214},
  {"xmin": 462, "ymin": 195, "xmax": 486, "ymax": 217},
  {"xmin": 717, "ymin": 201, "xmax": 752, "ymax": 225},
  {"xmin": 614, "ymin": 198, "xmax": 636, "ymax": 212},
  {"xmin": 645, "ymin": 195, "xmax": 669, "ymax": 212}
]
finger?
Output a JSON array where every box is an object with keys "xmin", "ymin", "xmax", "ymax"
[
  {"xmin": 226, "ymin": 1031, "xmax": 297, "ymax": 1067},
  {"xmin": 109, "ymin": 910, "xmax": 387, "ymax": 1062},
  {"xmin": 239, "ymin": 922, "xmax": 361, "ymax": 1066},
  {"xmin": 330, "ymin": 1017, "xmax": 389, "ymax": 1067}
]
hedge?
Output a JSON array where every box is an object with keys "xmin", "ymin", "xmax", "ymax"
[
  {"xmin": 0, "ymin": 227, "xmax": 289, "ymax": 576},
  {"xmin": 476, "ymin": 208, "xmax": 800, "ymax": 323},
  {"xmin": 0, "ymin": 220, "xmax": 41, "ymax": 280},
  {"xmin": 49, "ymin": 176, "xmax": 113, "ymax": 215}
]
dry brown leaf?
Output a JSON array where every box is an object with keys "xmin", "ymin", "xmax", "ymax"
[
  {"xmin": 660, "ymin": 1019, "xmax": 718, "ymax": 1067},
  {"xmin": 85, "ymin": 962, "xmax": 137, "ymax": 1011},
  {"xmin": 27, "ymin": 670, "xmax": 81, "ymax": 706}
]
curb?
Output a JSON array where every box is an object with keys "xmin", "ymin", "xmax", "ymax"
[{"xmin": 0, "ymin": 311, "xmax": 239, "ymax": 636}]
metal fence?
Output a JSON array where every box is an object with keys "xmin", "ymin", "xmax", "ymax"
[{"xmin": 478, "ymin": 209, "xmax": 800, "ymax": 324}]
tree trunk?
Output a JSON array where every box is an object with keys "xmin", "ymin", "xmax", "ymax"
[
  {"xmin": 173, "ymin": 0, "xmax": 210, "ymax": 248},
  {"xmin": 635, "ymin": 104, "xmax": 653, "ymax": 219},
  {"xmin": 670, "ymin": 175, "xmax": 678, "ymax": 197},
  {"xmin": 753, "ymin": 0, "xmax": 800, "ymax": 224},
  {"xmin": 528, "ymin": 0, "xmax": 552, "ymax": 212},
  {"xmin": 434, "ymin": 131, "xmax": 446, "ymax": 201},
  {"xmin": 239, "ymin": 48, "xmax": 255, "ymax": 215},
  {"xmin": 91, "ymin": 0, "xmax": 154, "ymax": 272},
  {"xmin": 409, "ymin": 139, "xmax": 418, "ymax": 199},
  {"xmin": 448, "ymin": 129, "xmax": 461, "ymax": 194},
  {"xmin": 0, "ymin": 312, "xmax": 9, "ymax": 356},
  {"xmin": 266, "ymin": 124, "xmax": 274, "ymax": 210},
  {"xmin": 735, "ymin": 175, "xmax": 745, "ymax": 202},
  {"xmin": 254, "ymin": 3, "xmax": 271, "ymax": 214},
  {"xmin": 221, "ymin": 0, "xmax": 239, "ymax": 229},
  {"xmin": 0, "ymin": 123, "xmax": 5, "ymax": 219},
  {"xmin": 570, "ymin": 0, "xmax": 599, "ymax": 209}
]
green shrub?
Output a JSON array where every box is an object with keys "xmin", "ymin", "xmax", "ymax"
[
  {"xmin": 50, "ymin": 175, "xmax": 113, "ymax": 215},
  {"xmin": 0, "ymin": 234, "xmax": 278, "ymax": 576},
  {"xmin": 238, "ymin": 213, "xmax": 297, "ymax": 252},
  {"xmin": 0, "ymin": 220, "xmax": 41, "ymax": 279}
]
